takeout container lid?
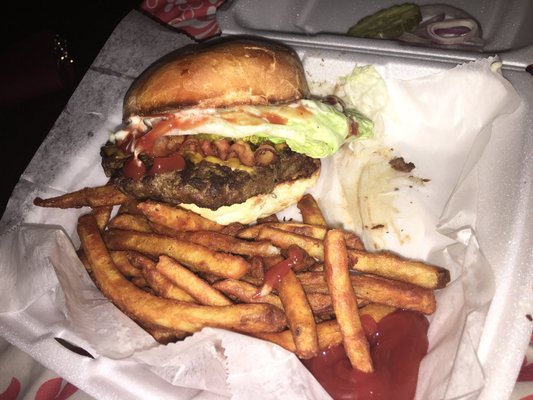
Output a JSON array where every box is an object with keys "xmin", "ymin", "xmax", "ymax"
[{"xmin": 216, "ymin": 0, "xmax": 533, "ymax": 68}]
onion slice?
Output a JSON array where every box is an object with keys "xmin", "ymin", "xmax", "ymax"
[
  {"xmin": 398, "ymin": 4, "xmax": 485, "ymax": 50},
  {"xmin": 427, "ymin": 18, "xmax": 479, "ymax": 44}
]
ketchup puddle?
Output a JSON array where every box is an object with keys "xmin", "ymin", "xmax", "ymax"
[{"xmin": 303, "ymin": 310, "xmax": 429, "ymax": 400}]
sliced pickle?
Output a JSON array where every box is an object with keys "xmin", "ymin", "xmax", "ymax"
[{"xmin": 347, "ymin": 3, "xmax": 422, "ymax": 39}]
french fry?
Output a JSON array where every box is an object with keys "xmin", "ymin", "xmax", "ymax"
[
  {"xmin": 155, "ymin": 255, "xmax": 233, "ymax": 306},
  {"xmin": 107, "ymin": 213, "xmax": 153, "ymax": 233},
  {"xmin": 117, "ymin": 199, "xmax": 143, "ymax": 215},
  {"xmin": 180, "ymin": 231, "xmax": 280, "ymax": 257},
  {"xmin": 77, "ymin": 249, "xmax": 92, "ymax": 274},
  {"xmin": 129, "ymin": 252, "xmax": 196, "ymax": 302},
  {"xmin": 256, "ymin": 214, "xmax": 279, "ymax": 224},
  {"xmin": 104, "ymin": 229, "xmax": 251, "ymax": 279},
  {"xmin": 255, "ymin": 226, "xmax": 324, "ymax": 260},
  {"xmin": 248, "ymin": 256, "xmax": 265, "ymax": 280},
  {"xmin": 110, "ymin": 251, "xmax": 144, "ymax": 280},
  {"xmin": 297, "ymin": 194, "xmax": 327, "ymax": 227},
  {"xmin": 250, "ymin": 225, "xmax": 366, "ymax": 263},
  {"xmin": 142, "ymin": 324, "xmax": 189, "ymax": 344},
  {"xmin": 348, "ymin": 249, "xmax": 450, "ymax": 289},
  {"xmin": 212, "ymin": 279, "xmax": 284, "ymax": 310},
  {"xmin": 298, "ymin": 271, "xmax": 436, "ymax": 315},
  {"xmin": 305, "ymin": 293, "xmax": 335, "ymax": 315},
  {"xmin": 34, "ymin": 184, "xmax": 130, "ymax": 208},
  {"xmin": 131, "ymin": 276, "xmax": 149, "ymax": 289},
  {"xmin": 276, "ymin": 267, "xmax": 318, "ymax": 359},
  {"xmin": 238, "ymin": 222, "xmax": 364, "ymax": 250},
  {"xmin": 77, "ymin": 214, "xmax": 287, "ymax": 334},
  {"xmin": 251, "ymin": 230, "xmax": 448, "ymax": 289},
  {"xmin": 212, "ymin": 279, "xmax": 337, "ymax": 316},
  {"xmin": 359, "ymin": 303, "xmax": 397, "ymax": 323},
  {"xmin": 324, "ymin": 229, "xmax": 373, "ymax": 372},
  {"xmin": 91, "ymin": 205, "xmax": 113, "ymax": 231},
  {"xmin": 220, "ymin": 222, "xmax": 247, "ymax": 236},
  {"xmin": 271, "ymin": 223, "xmax": 364, "ymax": 250},
  {"xmin": 138, "ymin": 200, "xmax": 224, "ymax": 232},
  {"xmin": 125, "ymin": 251, "xmax": 157, "ymax": 269},
  {"xmin": 255, "ymin": 319, "xmax": 341, "ymax": 354},
  {"xmin": 256, "ymin": 304, "xmax": 396, "ymax": 353},
  {"xmin": 235, "ymin": 224, "xmax": 263, "ymax": 240},
  {"xmin": 343, "ymin": 232, "xmax": 365, "ymax": 251}
]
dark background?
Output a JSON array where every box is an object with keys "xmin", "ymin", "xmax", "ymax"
[{"xmin": 1, "ymin": 1, "xmax": 142, "ymax": 218}]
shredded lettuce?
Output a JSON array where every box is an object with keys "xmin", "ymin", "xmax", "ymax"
[
  {"xmin": 165, "ymin": 100, "xmax": 351, "ymax": 158},
  {"xmin": 336, "ymin": 64, "xmax": 389, "ymax": 122},
  {"xmin": 334, "ymin": 64, "xmax": 389, "ymax": 142}
]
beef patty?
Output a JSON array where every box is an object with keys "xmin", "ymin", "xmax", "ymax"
[{"xmin": 102, "ymin": 145, "xmax": 320, "ymax": 210}]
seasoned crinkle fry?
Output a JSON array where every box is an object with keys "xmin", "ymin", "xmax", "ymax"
[
  {"xmin": 324, "ymin": 229, "xmax": 373, "ymax": 372},
  {"xmin": 348, "ymin": 249, "xmax": 450, "ymax": 289},
  {"xmin": 34, "ymin": 184, "xmax": 130, "ymax": 208},
  {"xmin": 138, "ymin": 200, "xmax": 224, "ymax": 232},
  {"xmin": 104, "ymin": 229, "xmax": 251, "ymax": 279},
  {"xmin": 77, "ymin": 214, "xmax": 286, "ymax": 334}
]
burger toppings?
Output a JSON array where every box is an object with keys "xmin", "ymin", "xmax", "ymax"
[
  {"xmin": 109, "ymin": 99, "xmax": 356, "ymax": 160},
  {"xmin": 103, "ymin": 97, "xmax": 366, "ymax": 183}
]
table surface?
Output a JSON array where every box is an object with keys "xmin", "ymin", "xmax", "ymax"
[{"xmin": 0, "ymin": 0, "xmax": 140, "ymax": 218}]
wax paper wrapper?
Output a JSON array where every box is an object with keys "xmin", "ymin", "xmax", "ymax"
[{"xmin": 0, "ymin": 10, "xmax": 528, "ymax": 400}]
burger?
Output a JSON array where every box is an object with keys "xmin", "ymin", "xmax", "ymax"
[{"xmin": 100, "ymin": 37, "xmax": 357, "ymax": 224}]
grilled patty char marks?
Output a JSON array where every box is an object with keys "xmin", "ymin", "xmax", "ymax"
[{"xmin": 104, "ymin": 146, "xmax": 320, "ymax": 210}]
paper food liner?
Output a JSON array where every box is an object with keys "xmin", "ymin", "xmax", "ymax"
[{"xmin": 0, "ymin": 12, "xmax": 522, "ymax": 400}]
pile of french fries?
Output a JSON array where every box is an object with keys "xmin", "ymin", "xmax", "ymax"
[{"xmin": 34, "ymin": 184, "xmax": 450, "ymax": 371}]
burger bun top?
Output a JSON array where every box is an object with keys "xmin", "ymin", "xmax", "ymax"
[{"xmin": 123, "ymin": 37, "xmax": 311, "ymax": 118}]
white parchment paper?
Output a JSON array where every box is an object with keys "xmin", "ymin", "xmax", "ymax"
[{"xmin": 0, "ymin": 10, "xmax": 529, "ymax": 400}]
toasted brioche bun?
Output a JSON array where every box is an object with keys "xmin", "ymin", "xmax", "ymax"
[
  {"xmin": 179, "ymin": 166, "xmax": 320, "ymax": 225},
  {"xmin": 124, "ymin": 38, "xmax": 310, "ymax": 117}
]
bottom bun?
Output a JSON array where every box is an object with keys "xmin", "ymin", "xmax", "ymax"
[{"xmin": 180, "ymin": 167, "xmax": 321, "ymax": 225}]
